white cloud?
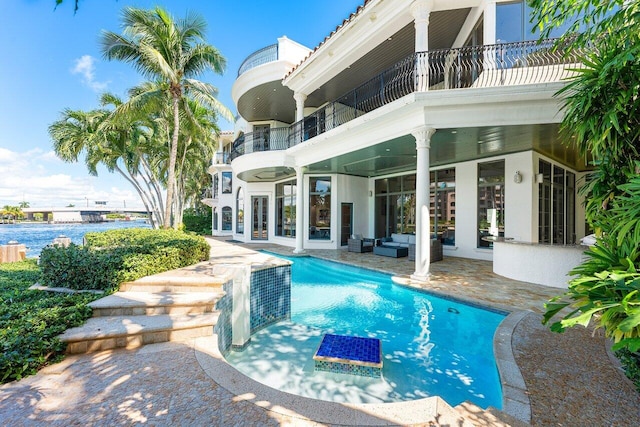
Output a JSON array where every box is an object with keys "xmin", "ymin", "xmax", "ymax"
[
  {"xmin": 0, "ymin": 148, "xmax": 144, "ymax": 209},
  {"xmin": 71, "ymin": 55, "xmax": 109, "ymax": 92}
]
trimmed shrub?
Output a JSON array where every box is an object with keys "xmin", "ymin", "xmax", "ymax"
[
  {"xmin": 39, "ymin": 228, "xmax": 210, "ymax": 291},
  {"xmin": 183, "ymin": 210, "xmax": 212, "ymax": 235},
  {"xmin": 1, "ymin": 260, "xmax": 101, "ymax": 383}
]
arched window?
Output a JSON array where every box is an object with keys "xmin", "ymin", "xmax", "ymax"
[
  {"xmin": 236, "ymin": 187, "xmax": 244, "ymax": 234},
  {"xmin": 213, "ymin": 207, "xmax": 218, "ymax": 231},
  {"xmin": 222, "ymin": 206, "xmax": 232, "ymax": 231}
]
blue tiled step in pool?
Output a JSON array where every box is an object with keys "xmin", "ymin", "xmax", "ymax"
[{"xmin": 313, "ymin": 334, "xmax": 382, "ymax": 377}]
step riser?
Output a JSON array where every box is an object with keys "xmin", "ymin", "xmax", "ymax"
[
  {"xmin": 120, "ymin": 284, "xmax": 222, "ymax": 293},
  {"xmin": 65, "ymin": 325, "xmax": 215, "ymax": 354},
  {"xmin": 92, "ymin": 304, "xmax": 215, "ymax": 317}
]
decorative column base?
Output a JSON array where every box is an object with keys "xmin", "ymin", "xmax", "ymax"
[{"xmin": 410, "ymin": 273, "xmax": 430, "ymax": 283}]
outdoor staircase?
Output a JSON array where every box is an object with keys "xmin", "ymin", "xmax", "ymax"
[{"xmin": 59, "ymin": 274, "xmax": 227, "ymax": 354}]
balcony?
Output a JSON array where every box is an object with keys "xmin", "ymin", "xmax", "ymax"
[
  {"xmin": 237, "ymin": 44, "xmax": 278, "ymax": 77},
  {"xmin": 214, "ymin": 152, "xmax": 231, "ymax": 165},
  {"xmin": 231, "ymin": 38, "xmax": 579, "ymax": 161}
]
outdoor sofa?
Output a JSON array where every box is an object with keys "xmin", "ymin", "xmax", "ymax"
[{"xmin": 373, "ymin": 233, "xmax": 443, "ymax": 262}]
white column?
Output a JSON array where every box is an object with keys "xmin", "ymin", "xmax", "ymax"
[
  {"xmin": 293, "ymin": 166, "xmax": 305, "ymax": 253},
  {"xmin": 411, "ymin": 0, "xmax": 433, "ymax": 92},
  {"xmin": 294, "ymin": 92, "xmax": 307, "ymax": 122},
  {"xmin": 484, "ymin": 0, "xmax": 497, "ymax": 45},
  {"xmin": 411, "ymin": 127, "xmax": 436, "ymax": 282}
]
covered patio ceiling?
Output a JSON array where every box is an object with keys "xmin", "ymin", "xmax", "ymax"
[
  {"xmin": 305, "ymin": 123, "xmax": 588, "ymax": 177},
  {"xmin": 236, "ymin": 123, "xmax": 588, "ymax": 182}
]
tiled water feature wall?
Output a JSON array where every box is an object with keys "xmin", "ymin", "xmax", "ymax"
[
  {"xmin": 215, "ymin": 264, "xmax": 291, "ymax": 354},
  {"xmin": 250, "ymin": 265, "xmax": 291, "ymax": 333}
]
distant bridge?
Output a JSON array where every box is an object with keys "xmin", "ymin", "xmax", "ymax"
[{"xmin": 22, "ymin": 207, "xmax": 150, "ymax": 223}]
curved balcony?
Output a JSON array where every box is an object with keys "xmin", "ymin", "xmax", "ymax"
[
  {"xmin": 237, "ymin": 44, "xmax": 278, "ymax": 77},
  {"xmin": 232, "ymin": 38, "xmax": 579, "ymax": 161},
  {"xmin": 231, "ymin": 127, "xmax": 291, "ymax": 161}
]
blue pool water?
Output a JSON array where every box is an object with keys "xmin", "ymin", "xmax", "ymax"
[
  {"xmin": 225, "ymin": 254, "xmax": 506, "ymax": 408},
  {"xmin": 0, "ymin": 221, "xmax": 151, "ymax": 257}
]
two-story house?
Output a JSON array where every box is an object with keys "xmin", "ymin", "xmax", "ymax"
[{"xmin": 208, "ymin": 0, "xmax": 587, "ymax": 283}]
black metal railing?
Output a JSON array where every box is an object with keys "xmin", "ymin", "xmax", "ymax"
[
  {"xmin": 237, "ymin": 44, "xmax": 279, "ymax": 76},
  {"xmin": 230, "ymin": 127, "xmax": 290, "ymax": 160},
  {"xmin": 231, "ymin": 38, "xmax": 579, "ymax": 159},
  {"xmin": 425, "ymin": 37, "xmax": 579, "ymax": 90},
  {"xmin": 214, "ymin": 152, "xmax": 231, "ymax": 165}
]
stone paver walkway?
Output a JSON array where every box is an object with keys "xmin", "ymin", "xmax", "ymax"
[{"xmin": 1, "ymin": 238, "xmax": 639, "ymax": 426}]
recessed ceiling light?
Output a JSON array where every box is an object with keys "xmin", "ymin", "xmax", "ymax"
[
  {"xmin": 385, "ymin": 148, "xmax": 390, "ymax": 152},
  {"xmin": 451, "ymin": 130, "xmax": 457, "ymax": 134}
]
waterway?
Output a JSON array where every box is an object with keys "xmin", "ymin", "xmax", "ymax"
[{"xmin": 0, "ymin": 221, "xmax": 151, "ymax": 257}]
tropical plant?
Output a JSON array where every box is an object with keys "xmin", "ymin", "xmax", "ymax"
[
  {"xmin": 100, "ymin": 6, "xmax": 234, "ymax": 228},
  {"xmin": 1, "ymin": 206, "xmax": 24, "ymax": 222},
  {"xmin": 528, "ymin": 0, "xmax": 640, "ymax": 353}
]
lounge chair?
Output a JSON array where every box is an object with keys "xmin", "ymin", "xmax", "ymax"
[{"xmin": 347, "ymin": 234, "xmax": 375, "ymax": 253}]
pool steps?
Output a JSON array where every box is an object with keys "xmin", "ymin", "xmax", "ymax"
[{"xmin": 59, "ymin": 273, "xmax": 226, "ymax": 354}]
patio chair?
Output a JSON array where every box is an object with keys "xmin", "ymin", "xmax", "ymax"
[{"xmin": 348, "ymin": 234, "xmax": 375, "ymax": 253}]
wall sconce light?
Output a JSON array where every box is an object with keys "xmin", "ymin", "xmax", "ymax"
[
  {"xmin": 514, "ymin": 171, "xmax": 523, "ymax": 184},
  {"xmin": 368, "ymin": 190, "xmax": 373, "ymax": 197}
]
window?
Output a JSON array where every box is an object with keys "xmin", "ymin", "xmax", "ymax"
[
  {"xmin": 375, "ymin": 174, "xmax": 416, "ymax": 238},
  {"xmin": 276, "ymin": 180, "xmax": 296, "ymax": 238},
  {"xmin": 478, "ymin": 161, "xmax": 505, "ymax": 248},
  {"xmin": 538, "ymin": 160, "xmax": 575, "ymax": 244},
  {"xmin": 236, "ymin": 187, "xmax": 244, "ymax": 234},
  {"xmin": 213, "ymin": 207, "xmax": 218, "ymax": 231},
  {"xmin": 430, "ymin": 168, "xmax": 456, "ymax": 245},
  {"xmin": 221, "ymin": 206, "xmax": 232, "ymax": 231},
  {"xmin": 309, "ymin": 177, "xmax": 331, "ymax": 240},
  {"xmin": 222, "ymin": 172, "xmax": 232, "ymax": 194},
  {"xmin": 496, "ymin": 0, "xmax": 577, "ymax": 43},
  {"xmin": 213, "ymin": 174, "xmax": 219, "ymax": 199}
]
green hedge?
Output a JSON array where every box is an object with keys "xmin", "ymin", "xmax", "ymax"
[
  {"xmin": 183, "ymin": 210, "xmax": 212, "ymax": 235},
  {"xmin": 0, "ymin": 260, "xmax": 101, "ymax": 383},
  {"xmin": 39, "ymin": 228, "xmax": 210, "ymax": 292},
  {"xmin": 616, "ymin": 349, "xmax": 640, "ymax": 392}
]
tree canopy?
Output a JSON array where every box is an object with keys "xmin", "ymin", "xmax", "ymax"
[
  {"xmin": 100, "ymin": 6, "xmax": 233, "ymax": 228},
  {"xmin": 529, "ymin": 0, "xmax": 640, "ymax": 352}
]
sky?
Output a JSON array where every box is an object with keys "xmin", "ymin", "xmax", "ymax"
[{"xmin": 0, "ymin": 0, "xmax": 363, "ymax": 209}]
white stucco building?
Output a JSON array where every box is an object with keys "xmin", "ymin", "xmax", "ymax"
[{"xmin": 205, "ymin": 0, "xmax": 589, "ymax": 286}]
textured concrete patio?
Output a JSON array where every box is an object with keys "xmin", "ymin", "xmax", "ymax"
[{"xmin": 1, "ymin": 238, "xmax": 639, "ymax": 426}]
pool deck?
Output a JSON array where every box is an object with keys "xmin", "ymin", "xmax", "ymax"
[{"xmin": 1, "ymin": 237, "xmax": 639, "ymax": 426}]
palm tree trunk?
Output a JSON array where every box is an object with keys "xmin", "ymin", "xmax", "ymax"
[
  {"xmin": 135, "ymin": 165, "xmax": 164, "ymax": 228},
  {"xmin": 139, "ymin": 154, "xmax": 165, "ymax": 216},
  {"xmin": 115, "ymin": 165, "xmax": 158, "ymax": 229},
  {"xmin": 163, "ymin": 94, "xmax": 181, "ymax": 229}
]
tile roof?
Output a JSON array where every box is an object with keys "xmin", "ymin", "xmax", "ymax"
[{"xmin": 283, "ymin": 0, "xmax": 373, "ymax": 80}]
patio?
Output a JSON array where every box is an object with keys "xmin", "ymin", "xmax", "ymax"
[{"xmin": 0, "ymin": 239, "xmax": 638, "ymax": 426}]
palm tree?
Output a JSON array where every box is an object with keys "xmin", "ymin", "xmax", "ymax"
[
  {"xmin": 101, "ymin": 6, "xmax": 233, "ymax": 228},
  {"xmin": 49, "ymin": 97, "xmax": 166, "ymax": 229}
]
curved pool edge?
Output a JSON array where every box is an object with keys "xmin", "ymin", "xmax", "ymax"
[
  {"xmin": 493, "ymin": 310, "xmax": 532, "ymax": 424},
  {"xmin": 193, "ymin": 335, "xmax": 467, "ymax": 426}
]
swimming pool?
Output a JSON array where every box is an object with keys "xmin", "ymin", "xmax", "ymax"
[{"xmin": 224, "ymin": 254, "xmax": 505, "ymax": 408}]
